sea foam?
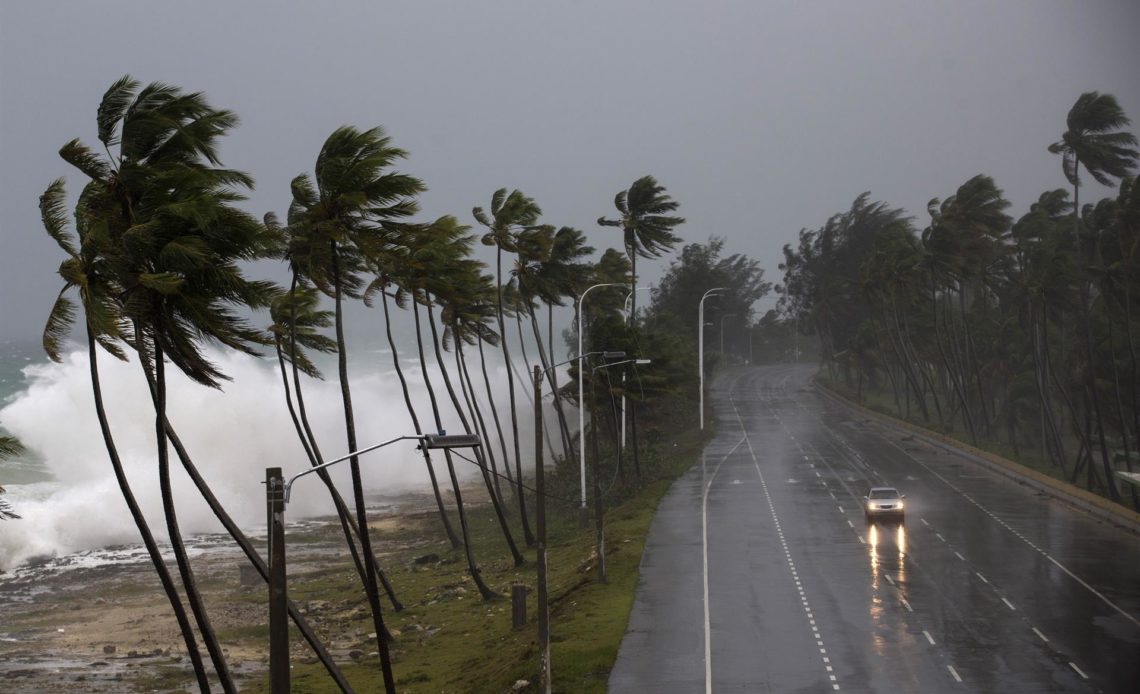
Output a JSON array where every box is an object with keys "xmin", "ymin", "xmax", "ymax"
[{"xmin": 0, "ymin": 344, "xmax": 529, "ymax": 571}]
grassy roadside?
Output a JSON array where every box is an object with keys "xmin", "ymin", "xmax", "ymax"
[{"xmin": 218, "ymin": 400, "xmax": 713, "ymax": 693}]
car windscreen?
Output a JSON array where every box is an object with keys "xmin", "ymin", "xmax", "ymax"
[{"xmin": 868, "ymin": 489, "xmax": 899, "ymax": 499}]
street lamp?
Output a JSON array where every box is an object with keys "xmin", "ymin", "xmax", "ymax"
[
  {"xmin": 577, "ymin": 282, "xmax": 628, "ymax": 523},
  {"xmin": 699, "ymin": 288, "xmax": 727, "ymax": 430},
  {"xmin": 266, "ymin": 433, "xmax": 481, "ymax": 694},
  {"xmin": 589, "ymin": 358, "xmax": 651, "ymax": 584}
]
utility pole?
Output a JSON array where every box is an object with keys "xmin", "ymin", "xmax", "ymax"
[
  {"xmin": 533, "ymin": 365, "xmax": 551, "ymax": 694},
  {"xmin": 266, "ymin": 468, "xmax": 289, "ymax": 694}
]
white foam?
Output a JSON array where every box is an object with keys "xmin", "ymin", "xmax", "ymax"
[{"xmin": 0, "ymin": 343, "xmax": 535, "ymax": 571}]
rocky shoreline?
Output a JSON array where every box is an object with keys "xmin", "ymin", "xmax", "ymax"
[{"xmin": 0, "ymin": 493, "xmax": 436, "ymax": 692}]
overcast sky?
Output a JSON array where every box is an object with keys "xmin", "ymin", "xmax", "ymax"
[{"xmin": 2, "ymin": 0, "xmax": 1138, "ymax": 341}]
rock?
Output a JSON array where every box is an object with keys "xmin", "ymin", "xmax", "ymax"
[
  {"xmin": 103, "ymin": 645, "xmax": 116, "ymax": 655},
  {"xmin": 349, "ymin": 650, "xmax": 364, "ymax": 661},
  {"xmin": 414, "ymin": 553, "xmax": 439, "ymax": 565},
  {"xmin": 512, "ymin": 680, "xmax": 530, "ymax": 691},
  {"xmin": 455, "ymin": 587, "xmax": 467, "ymax": 596}
]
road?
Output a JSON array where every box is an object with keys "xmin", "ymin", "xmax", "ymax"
[{"xmin": 609, "ymin": 364, "xmax": 1140, "ymax": 693}]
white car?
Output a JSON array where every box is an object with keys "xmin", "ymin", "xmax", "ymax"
[{"xmin": 864, "ymin": 486, "xmax": 905, "ymax": 523}]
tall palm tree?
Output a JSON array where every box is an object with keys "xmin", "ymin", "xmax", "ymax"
[
  {"xmin": 268, "ymin": 280, "xmax": 404, "ymax": 608},
  {"xmin": 363, "ymin": 229, "xmax": 462, "ymax": 549},
  {"xmin": 473, "ymin": 189, "xmax": 542, "ymax": 546},
  {"xmin": 1050, "ymin": 92, "xmax": 1139, "ymax": 501},
  {"xmin": 287, "ymin": 124, "xmax": 424, "ymax": 691},
  {"xmin": 598, "ymin": 176, "xmax": 684, "ymax": 478},
  {"xmin": 44, "ymin": 76, "xmax": 289, "ymax": 691}
]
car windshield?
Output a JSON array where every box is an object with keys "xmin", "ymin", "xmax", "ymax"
[{"xmin": 869, "ymin": 489, "xmax": 900, "ymax": 500}]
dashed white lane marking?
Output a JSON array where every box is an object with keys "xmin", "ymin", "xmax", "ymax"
[
  {"xmin": 733, "ymin": 401, "xmax": 841, "ymax": 691},
  {"xmin": 878, "ymin": 434, "xmax": 1140, "ymax": 629},
  {"xmin": 884, "ymin": 574, "xmax": 894, "ymax": 586},
  {"xmin": 923, "ymin": 630, "xmax": 936, "ymax": 646},
  {"xmin": 975, "ymin": 572, "xmax": 988, "ymax": 584},
  {"xmin": 1069, "ymin": 663, "xmax": 1089, "ymax": 679},
  {"xmin": 947, "ymin": 665, "xmax": 962, "ymax": 682},
  {"xmin": 1002, "ymin": 598, "xmax": 1016, "ymax": 611},
  {"xmin": 846, "ymin": 519, "xmax": 855, "ymax": 528},
  {"xmin": 1032, "ymin": 627, "xmax": 1049, "ymax": 643},
  {"xmin": 702, "ymin": 436, "xmax": 747, "ymax": 694},
  {"xmin": 858, "ymin": 535, "xmax": 866, "ymax": 544},
  {"xmin": 935, "ymin": 532, "xmax": 946, "ymax": 542},
  {"xmin": 954, "ymin": 551, "xmax": 965, "ymax": 561},
  {"xmin": 900, "ymin": 597, "xmax": 913, "ymax": 612},
  {"xmin": 837, "ymin": 506, "xmax": 844, "ymax": 513}
]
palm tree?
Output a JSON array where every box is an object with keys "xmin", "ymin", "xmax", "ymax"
[
  {"xmin": 268, "ymin": 280, "xmax": 405, "ymax": 609},
  {"xmin": 287, "ymin": 124, "xmax": 424, "ymax": 691},
  {"xmin": 1050, "ymin": 92, "xmax": 1139, "ymax": 501},
  {"xmin": 363, "ymin": 228, "xmax": 461, "ymax": 549},
  {"xmin": 473, "ymin": 188, "xmax": 542, "ymax": 546},
  {"xmin": 44, "ymin": 76, "xmax": 288, "ymax": 691},
  {"xmin": 1, "ymin": 436, "xmax": 25, "ymax": 520},
  {"xmin": 598, "ymin": 176, "xmax": 685, "ymax": 477}
]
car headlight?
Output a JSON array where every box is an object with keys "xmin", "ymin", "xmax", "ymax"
[{"xmin": 896, "ymin": 500, "xmax": 904, "ymax": 509}]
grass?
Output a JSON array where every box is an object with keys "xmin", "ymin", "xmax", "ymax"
[{"xmin": 221, "ymin": 398, "xmax": 711, "ymax": 693}]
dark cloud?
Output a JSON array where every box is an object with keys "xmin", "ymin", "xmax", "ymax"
[{"xmin": 3, "ymin": 0, "xmax": 1138, "ymax": 338}]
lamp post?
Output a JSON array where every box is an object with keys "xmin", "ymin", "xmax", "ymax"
[
  {"xmin": 266, "ymin": 433, "xmax": 481, "ymax": 694},
  {"xmin": 589, "ymin": 358, "xmax": 651, "ymax": 583},
  {"xmin": 577, "ymin": 282, "xmax": 627, "ymax": 524},
  {"xmin": 699, "ymin": 288, "xmax": 727, "ymax": 430}
]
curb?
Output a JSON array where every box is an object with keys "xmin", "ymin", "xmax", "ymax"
[{"xmin": 812, "ymin": 380, "xmax": 1140, "ymax": 537}]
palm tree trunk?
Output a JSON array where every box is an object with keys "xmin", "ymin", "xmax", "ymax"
[
  {"xmin": 152, "ymin": 343, "xmax": 237, "ymax": 693},
  {"xmin": 516, "ymin": 311, "xmax": 559, "ymax": 461},
  {"xmin": 478, "ymin": 335, "xmax": 513, "ymax": 493},
  {"xmin": 413, "ymin": 301, "xmax": 502, "ymax": 596},
  {"xmin": 332, "ymin": 244, "xmax": 397, "ymax": 691},
  {"xmin": 546, "ymin": 304, "xmax": 575, "ymax": 460},
  {"xmin": 456, "ymin": 339, "xmax": 504, "ymax": 505},
  {"xmin": 85, "ymin": 330, "xmax": 211, "ymax": 693},
  {"xmin": 379, "ymin": 290, "xmax": 460, "ymax": 548},
  {"xmin": 628, "ymin": 249, "xmax": 643, "ymax": 480},
  {"xmin": 1072, "ymin": 177, "xmax": 1120, "ymax": 501},
  {"xmin": 530, "ymin": 305, "xmax": 573, "ymax": 462},
  {"xmin": 450, "ymin": 330, "xmax": 525, "ymax": 566},
  {"xmin": 496, "ymin": 248, "xmax": 534, "ymax": 546}
]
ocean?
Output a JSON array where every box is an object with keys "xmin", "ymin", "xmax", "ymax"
[{"xmin": 0, "ymin": 323, "xmax": 543, "ymax": 573}]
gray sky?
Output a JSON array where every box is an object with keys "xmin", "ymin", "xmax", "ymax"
[{"xmin": 3, "ymin": 0, "xmax": 1138, "ymax": 340}]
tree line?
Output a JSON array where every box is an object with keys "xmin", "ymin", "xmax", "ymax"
[
  {"xmin": 30, "ymin": 75, "xmax": 772, "ymax": 692},
  {"xmin": 779, "ymin": 91, "xmax": 1139, "ymax": 508}
]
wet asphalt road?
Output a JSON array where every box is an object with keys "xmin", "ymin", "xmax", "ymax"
[{"xmin": 609, "ymin": 364, "xmax": 1140, "ymax": 693}]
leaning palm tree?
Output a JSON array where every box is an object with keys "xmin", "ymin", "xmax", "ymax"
[
  {"xmin": 44, "ymin": 76, "xmax": 277, "ymax": 691},
  {"xmin": 287, "ymin": 124, "xmax": 424, "ymax": 691},
  {"xmin": 1050, "ymin": 92, "xmax": 1139, "ymax": 501},
  {"xmin": 364, "ymin": 225, "xmax": 461, "ymax": 549},
  {"xmin": 0, "ymin": 436, "xmax": 25, "ymax": 520},
  {"xmin": 473, "ymin": 188, "xmax": 542, "ymax": 546},
  {"xmin": 598, "ymin": 176, "xmax": 684, "ymax": 478}
]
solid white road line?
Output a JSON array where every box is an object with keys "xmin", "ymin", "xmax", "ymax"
[{"xmin": 702, "ymin": 436, "xmax": 746, "ymax": 694}]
